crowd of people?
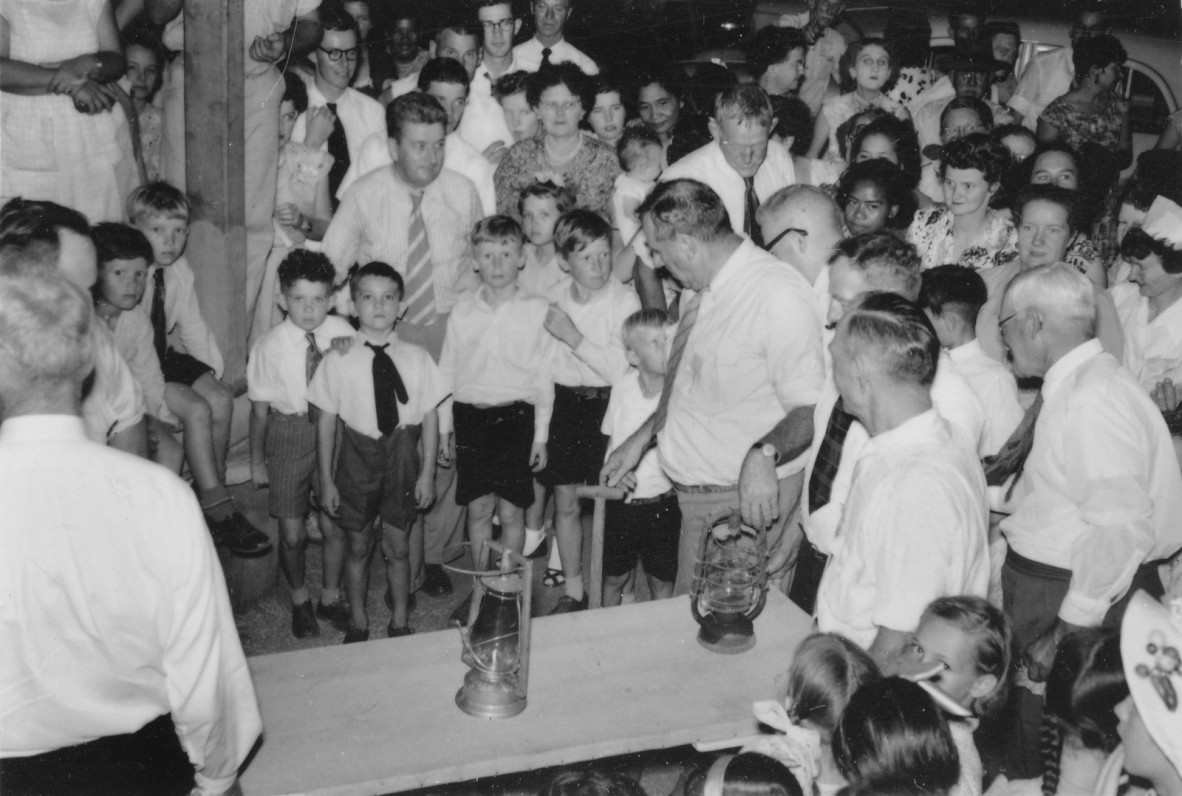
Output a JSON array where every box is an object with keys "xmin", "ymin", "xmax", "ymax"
[{"xmin": 2, "ymin": 0, "xmax": 1182, "ymax": 793}]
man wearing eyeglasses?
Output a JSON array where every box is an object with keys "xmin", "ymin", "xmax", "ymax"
[
  {"xmin": 293, "ymin": 4, "xmax": 385, "ymax": 206},
  {"xmin": 457, "ymin": 1, "xmax": 523, "ymax": 162},
  {"xmin": 512, "ymin": 0, "xmax": 598, "ymax": 76}
]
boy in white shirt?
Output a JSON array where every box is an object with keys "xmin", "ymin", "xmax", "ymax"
[
  {"xmin": 307, "ymin": 262, "xmax": 449, "ymax": 642},
  {"xmin": 541, "ymin": 209, "xmax": 641, "ymax": 613},
  {"xmin": 248, "ymin": 251, "xmax": 357, "ymax": 638},
  {"xmin": 600, "ymin": 309, "xmax": 680, "ymax": 606},
  {"xmin": 518, "ymin": 181, "xmax": 575, "ymax": 299},
  {"xmin": 611, "ymin": 126, "xmax": 663, "ymax": 249}
]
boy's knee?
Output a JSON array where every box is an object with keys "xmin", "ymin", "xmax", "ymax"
[
  {"xmin": 345, "ymin": 527, "xmax": 374, "ymax": 558},
  {"xmin": 203, "ymin": 379, "xmax": 234, "ymax": 419}
]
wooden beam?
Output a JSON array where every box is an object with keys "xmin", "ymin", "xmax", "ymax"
[{"xmin": 183, "ymin": 0, "xmax": 247, "ymax": 388}]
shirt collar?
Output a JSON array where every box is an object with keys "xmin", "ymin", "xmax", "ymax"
[
  {"xmin": 307, "ymin": 78, "xmax": 349, "ymax": 108},
  {"xmin": 864, "ymin": 408, "xmax": 944, "ymax": 454},
  {"xmin": 0, "ymin": 414, "xmax": 89, "ymax": 444},
  {"xmin": 708, "ymin": 238, "xmax": 757, "ymax": 293},
  {"xmin": 533, "ymin": 36, "xmax": 566, "ymax": 49},
  {"xmin": 948, "ymin": 338, "xmax": 985, "ymax": 363},
  {"xmin": 1042, "ymin": 338, "xmax": 1103, "ymax": 400}
]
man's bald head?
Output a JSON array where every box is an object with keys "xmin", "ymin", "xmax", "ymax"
[{"xmin": 757, "ymin": 185, "xmax": 843, "ymax": 283}]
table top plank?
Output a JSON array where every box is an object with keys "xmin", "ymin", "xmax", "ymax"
[{"xmin": 241, "ymin": 591, "xmax": 812, "ymax": 796}]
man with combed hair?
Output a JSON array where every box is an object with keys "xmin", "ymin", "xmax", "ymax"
[
  {"xmin": 815, "ymin": 292, "xmax": 989, "ymax": 669},
  {"xmin": 0, "ymin": 271, "xmax": 261, "ymax": 795},
  {"xmin": 512, "ymin": 0, "xmax": 598, "ymax": 75},
  {"xmin": 992, "ymin": 262, "xmax": 1182, "ymax": 777},
  {"xmin": 602, "ymin": 179, "xmax": 825, "ymax": 596}
]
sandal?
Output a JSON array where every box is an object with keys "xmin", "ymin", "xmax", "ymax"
[{"xmin": 543, "ymin": 568, "xmax": 565, "ymax": 587}]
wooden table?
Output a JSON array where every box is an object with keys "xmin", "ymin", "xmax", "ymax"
[{"xmin": 239, "ymin": 590, "xmax": 813, "ymax": 795}]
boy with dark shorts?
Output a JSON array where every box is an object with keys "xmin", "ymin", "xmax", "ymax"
[
  {"xmin": 541, "ymin": 210, "xmax": 641, "ymax": 613},
  {"xmin": 308, "ymin": 262, "xmax": 448, "ymax": 642},
  {"xmin": 247, "ymin": 251, "xmax": 356, "ymax": 638},
  {"xmin": 438, "ymin": 216, "xmax": 557, "ymax": 620},
  {"xmin": 601, "ymin": 309, "xmax": 681, "ymax": 606}
]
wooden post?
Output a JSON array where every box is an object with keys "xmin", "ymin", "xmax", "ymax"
[{"xmin": 183, "ymin": 0, "xmax": 247, "ymax": 389}]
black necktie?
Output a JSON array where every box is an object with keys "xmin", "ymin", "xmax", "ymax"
[
  {"xmin": 365, "ymin": 342, "xmax": 408, "ymax": 436},
  {"xmin": 325, "ymin": 102, "xmax": 350, "ymax": 210},
  {"xmin": 150, "ymin": 267, "xmax": 167, "ymax": 360},
  {"xmin": 541, "ymin": 47, "xmax": 552, "ymax": 67},
  {"xmin": 808, "ymin": 397, "xmax": 856, "ymax": 512},
  {"xmin": 744, "ymin": 176, "xmax": 763, "ymax": 247},
  {"xmin": 983, "ymin": 391, "xmax": 1044, "ymax": 499},
  {"xmin": 306, "ymin": 332, "xmax": 323, "ymax": 424}
]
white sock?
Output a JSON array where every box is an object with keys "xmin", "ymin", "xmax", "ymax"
[
  {"xmin": 548, "ymin": 540, "xmax": 563, "ymax": 570},
  {"xmin": 291, "ymin": 586, "xmax": 310, "ymax": 605},
  {"xmin": 565, "ymin": 573, "xmax": 584, "ymax": 601},
  {"xmin": 320, "ymin": 587, "xmax": 341, "ymax": 605},
  {"xmin": 523, "ymin": 528, "xmax": 545, "ymax": 556}
]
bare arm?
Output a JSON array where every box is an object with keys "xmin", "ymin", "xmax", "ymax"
[
  {"xmin": 143, "ymin": 0, "xmax": 182, "ymax": 26},
  {"xmin": 807, "ymin": 111, "xmax": 830, "ymax": 159},
  {"xmin": 632, "ymin": 258, "xmax": 667, "ymax": 314},
  {"xmin": 287, "ymin": 11, "xmax": 322, "ymax": 59},
  {"xmin": 109, "ymin": 418, "xmax": 151, "ymax": 459},
  {"xmin": 738, "ymin": 405, "xmax": 816, "ymax": 531},
  {"xmin": 249, "ymin": 400, "xmax": 270, "ymax": 488}
]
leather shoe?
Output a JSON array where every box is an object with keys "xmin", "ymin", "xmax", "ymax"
[
  {"xmin": 526, "ymin": 538, "xmax": 549, "ymax": 560},
  {"xmin": 421, "ymin": 564, "xmax": 453, "ymax": 597},
  {"xmin": 548, "ymin": 593, "xmax": 589, "ymax": 615},
  {"xmin": 387, "ymin": 623, "xmax": 416, "ymax": 638},
  {"xmin": 449, "ymin": 593, "xmax": 473, "ymax": 627},
  {"xmin": 291, "ymin": 600, "xmax": 319, "ymax": 638},
  {"xmin": 343, "ymin": 627, "xmax": 369, "ymax": 644},
  {"xmin": 315, "ymin": 599, "xmax": 350, "ymax": 632},
  {"xmin": 208, "ymin": 512, "xmax": 272, "ymax": 558},
  {"xmin": 383, "ymin": 587, "xmax": 416, "ymax": 613}
]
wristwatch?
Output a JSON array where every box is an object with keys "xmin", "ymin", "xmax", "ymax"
[{"xmin": 753, "ymin": 442, "xmax": 779, "ymax": 465}]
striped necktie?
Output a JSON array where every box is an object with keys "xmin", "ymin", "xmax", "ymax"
[
  {"xmin": 402, "ymin": 190, "xmax": 436, "ymax": 325},
  {"xmin": 306, "ymin": 331, "xmax": 323, "ymax": 423},
  {"xmin": 808, "ymin": 397, "xmax": 856, "ymax": 512},
  {"xmin": 983, "ymin": 391, "xmax": 1044, "ymax": 499},
  {"xmin": 649, "ymin": 291, "xmax": 701, "ymax": 436}
]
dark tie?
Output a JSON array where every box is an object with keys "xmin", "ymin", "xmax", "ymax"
[
  {"xmin": 807, "ymin": 397, "xmax": 856, "ymax": 513},
  {"xmin": 983, "ymin": 391, "xmax": 1044, "ymax": 499},
  {"xmin": 744, "ymin": 176, "xmax": 763, "ymax": 247},
  {"xmin": 150, "ymin": 267, "xmax": 167, "ymax": 360},
  {"xmin": 650, "ymin": 291, "xmax": 701, "ymax": 436},
  {"xmin": 541, "ymin": 47, "xmax": 552, "ymax": 67},
  {"xmin": 325, "ymin": 102, "xmax": 350, "ymax": 210},
  {"xmin": 366, "ymin": 342, "xmax": 409, "ymax": 436},
  {"xmin": 306, "ymin": 331, "xmax": 323, "ymax": 424}
]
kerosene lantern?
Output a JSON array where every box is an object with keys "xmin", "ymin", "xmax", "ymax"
[
  {"xmin": 690, "ymin": 509, "xmax": 769, "ymax": 654},
  {"xmin": 454, "ymin": 541, "xmax": 532, "ymax": 718}
]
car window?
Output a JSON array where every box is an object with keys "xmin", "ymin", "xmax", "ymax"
[{"xmin": 1124, "ymin": 65, "xmax": 1172, "ymax": 136}]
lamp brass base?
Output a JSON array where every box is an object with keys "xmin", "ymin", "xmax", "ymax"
[{"xmin": 455, "ymin": 670, "xmax": 527, "ymax": 718}]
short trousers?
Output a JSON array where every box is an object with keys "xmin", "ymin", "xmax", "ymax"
[
  {"xmin": 454, "ymin": 401, "xmax": 536, "ymax": 508},
  {"xmin": 537, "ymin": 384, "xmax": 610, "ymax": 487},
  {"xmin": 334, "ymin": 422, "xmax": 421, "ymax": 534},
  {"xmin": 603, "ymin": 490, "xmax": 681, "ymax": 583},
  {"xmin": 265, "ymin": 410, "xmax": 318, "ymax": 519},
  {"xmin": 160, "ymin": 349, "xmax": 213, "ymax": 386}
]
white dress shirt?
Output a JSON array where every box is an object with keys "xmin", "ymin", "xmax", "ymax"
[
  {"xmin": 457, "ymin": 57, "xmax": 517, "ymax": 154},
  {"xmin": 658, "ymin": 240, "xmax": 825, "ymax": 486},
  {"xmin": 1008, "ymin": 46, "xmax": 1075, "ymax": 129},
  {"xmin": 948, "ymin": 338, "xmax": 1024, "ymax": 456},
  {"xmin": 997, "ymin": 340, "xmax": 1182, "ymax": 626},
  {"xmin": 519, "ymin": 246, "xmax": 567, "ymax": 298},
  {"xmin": 82, "ymin": 320, "xmax": 147, "ymax": 443},
  {"xmin": 292, "ymin": 79, "xmax": 386, "ymax": 199},
  {"xmin": 603, "ymin": 369, "xmax": 673, "ymax": 501},
  {"xmin": 816, "ymin": 409, "xmax": 990, "ymax": 647},
  {"xmin": 802, "ymin": 353, "xmax": 987, "ymax": 555},
  {"xmin": 512, "ymin": 37, "xmax": 598, "ymax": 75},
  {"xmin": 247, "ymin": 315, "xmax": 358, "ymax": 415},
  {"xmin": 107, "ymin": 308, "xmax": 170, "ymax": 422},
  {"xmin": 437, "ymin": 286, "xmax": 557, "ymax": 443},
  {"xmin": 351, "ymin": 131, "xmax": 494, "ymax": 215},
  {"xmin": 136, "ymin": 257, "xmax": 226, "ymax": 378},
  {"xmin": 321, "ymin": 165, "xmax": 483, "ymax": 318},
  {"xmin": 548, "ymin": 277, "xmax": 640, "ymax": 389},
  {"xmin": 0, "ymin": 415, "xmax": 261, "ymax": 795},
  {"xmin": 1111, "ymin": 283, "xmax": 1182, "ymax": 394},
  {"xmin": 306, "ymin": 331, "xmax": 449, "ymax": 440}
]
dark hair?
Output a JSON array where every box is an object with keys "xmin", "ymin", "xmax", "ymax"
[
  {"xmin": 745, "ymin": 25, "xmax": 809, "ymax": 80},
  {"xmin": 1119, "ymin": 150, "xmax": 1182, "ymax": 211},
  {"xmin": 1121, "ymin": 226, "xmax": 1182, "ymax": 274},
  {"xmin": 721, "ymin": 752, "xmax": 805, "ymax": 796},
  {"xmin": 538, "ymin": 768, "xmax": 648, "ymax": 796},
  {"xmin": 841, "ymin": 38, "xmax": 895, "ymax": 94},
  {"xmin": 1040, "ymin": 629, "xmax": 1127, "ymax": 796},
  {"xmin": 126, "ymin": 181, "xmax": 190, "ymax": 223},
  {"xmin": 1072, "ymin": 33, "xmax": 1126, "ymax": 78},
  {"xmin": 982, "ymin": 19, "xmax": 1020, "ymax": 50},
  {"xmin": 843, "ymin": 292, "xmax": 940, "ymax": 387},
  {"xmin": 683, "ymin": 62, "xmax": 739, "ymax": 119},
  {"xmin": 637, "ymin": 179, "xmax": 732, "ymax": 244},
  {"xmin": 493, "ymin": 70, "xmax": 532, "ymax": 101},
  {"xmin": 386, "ymin": 91, "xmax": 448, "ymax": 141},
  {"xmin": 554, "ymin": 209, "xmax": 612, "ymax": 258},
  {"xmin": 92, "ymin": 222, "xmax": 153, "ymax": 267},
  {"xmin": 319, "ymin": 1, "xmax": 361, "ymax": 37},
  {"xmin": 0, "ymin": 197, "xmax": 90, "ymax": 249},
  {"xmin": 282, "ymin": 70, "xmax": 309, "ymax": 113},
  {"xmin": 769, "ymin": 95, "xmax": 814, "ymax": 155},
  {"xmin": 617, "ymin": 124, "xmax": 663, "ymax": 171},
  {"xmin": 883, "ymin": 10, "xmax": 932, "ymax": 69},
  {"xmin": 471, "ymin": 214, "xmax": 526, "ymax": 248},
  {"xmin": 787, "ymin": 634, "xmax": 882, "ymax": 736},
  {"xmin": 837, "ymin": 159, "xmax": 916, "ymax": 230},
  {"xmin": 991, "ymin": 123, "xmax": 1035, "ymax": 150},
  {"xmin": 919, "ymin": 264, "xmax": 988, "ymax": 325},
  {"xmin": 836, "ymin": 106, "xmax": 891, "ymax": 161},
  {"xmin": 120, "ymin": 22, "xmax": 167, "ymax": 97},
  {"xmin": 1014, "ymin": 183, "xmax": 1082, "ymax": 235},
  {"xmin": 920, "ymin": 595, "xmax": 1013, "ymax": 717},
  {"xmin": 436, "ymin": 21, "xmax": 482, "ymax": 45},
  {"xmin": 278, "ymin": 249, "xmax": 336, "ymax": 292},
  {"xmin": 417, "ymin": 56, "xmax": 470, "ymax": 92},
  {"xmin": 831, "ymin": 230, "xmax": 922, "ymax": 301},
  {"xmin": 850, "ymin": 116, "xmax": 922, "ymax": 191},
  {"xmin": 518, "ymin": 180, "xmax": 577, "ymax": 215},
  {"xmin": 939, "ymin": 132, "xmax": 1010, "ymax": 184},
  {"xmin": 349, "ymin": 260, "xmax": 404, "ymax": 299},
  {"xmin": 527, "ymin": 62, "xmax": 593, "ymax": 110},
  {"xmin": 833, "ymin": 678, "xmax": 961, "ymax": 796},
  {"xmin": 940, "ymin": 96, "xmax": 994, "ymax": 134}
]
